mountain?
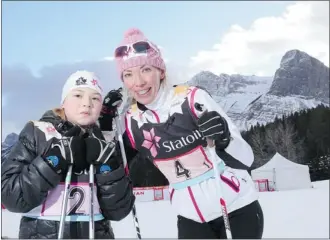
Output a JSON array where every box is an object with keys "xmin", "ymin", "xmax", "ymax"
[
  {"xmin": 236, "ymin": 94, "xmax": 326, "ymax": 130},
  {"xmin": 187, "ymin": 71, "xmax": 273, "ymax": 127},
  {"xmin": 187, "ymin": 49, "xmax": 329, "ymax": 130},
  {"xmin": 268, "ymin": 49, "xmax": 329, "ymax": 103},
  {"xmin": 1, "ymin": 132, "xmax": 19, "ymax": 163},
  {"xmin": 238, "ymin": 50, "xmax": 329, "ymax": 129}
]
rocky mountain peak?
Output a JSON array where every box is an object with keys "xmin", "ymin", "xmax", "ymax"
[
  {"xmin": 268, "ymin": 49, "xmax": 329, "ymax": 103},
  {"xmin": 187, "ymin": 71, "xmax": 229, "ymax": 96}
]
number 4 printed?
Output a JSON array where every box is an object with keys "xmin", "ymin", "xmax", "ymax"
[{"xmin": 174, "ymin": 160, "xmax": 191, "ymax": 179}]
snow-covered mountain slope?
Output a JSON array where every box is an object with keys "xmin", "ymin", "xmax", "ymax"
[
  {"xmin": 187, "ymin": 71, "xmax": 274, "ymax": 129},
  {"xmin": 236, "ymin": 94, "xmax": 326, "ymax": 130},
  {"xmin": 187, "ymin": 71, "xmax": 273, "ymax": 111},
  {"xmin": 187, "ymin": 49, "xmax": 329, "ymax": 131}
]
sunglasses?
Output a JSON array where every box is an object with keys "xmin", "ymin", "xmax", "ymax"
[{"xmin": 114, "ymin": 41, "xmax": 159, "ymax": 58}]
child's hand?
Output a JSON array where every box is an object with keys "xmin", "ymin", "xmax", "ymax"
[
  {"xmin": 43, "ymin": 136, "xmax": 88, "ymax": 175},
  {"xmin": 85, "ymin": 137, "xmax": 120, "ymax": 174}
]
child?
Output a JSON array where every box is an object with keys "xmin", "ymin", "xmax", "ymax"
[
  {"xmin": 1, "ymin": 70, "xmax": 135, "ymax": 239},
  {"xmin": 100, "ymin": 28, "xmax": 264, "ymax": 239}
]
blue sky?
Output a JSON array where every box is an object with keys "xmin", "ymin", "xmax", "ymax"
[{"xmin": 2, "ymin": 1, "xmax": 294, "ymax": 76}]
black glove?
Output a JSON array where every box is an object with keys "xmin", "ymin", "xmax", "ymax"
[
  {"xmin": 85, "ymin": 137, "xmax": 121, "ymax": 174},
  {"xmin": 43, "ymin": 137, "xmax": 87, "ymax": 174},
  {"xmin": 43, "ymin": 126, "xmax": 88, "ymax": 174},
  {"xmin": 99, "ymin": 88, "xmax": 123, "ymax": 131},
  {"xmin": 43, "ymin": 140, "xmax": 70, "ymax": 175},
  {"xmin": 197, "ymin": 110, "xmax": 231, "ymax": 150},
  {"xmin": 102, "ymin": 88, "xmax": 123, "ymax": 117}
]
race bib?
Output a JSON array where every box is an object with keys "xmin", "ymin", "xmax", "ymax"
[
  {"xmin": 41, "ymin": 183, "xmax": 101, "ymax": 216},
  {"xmin": 154, "ymin": 146, "xmax": 213, "ymax": 184}
]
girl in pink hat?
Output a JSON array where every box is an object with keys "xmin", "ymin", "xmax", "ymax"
[{"xmin": 100, "ymin": 28, "xmax": 264, "ymax": 239}]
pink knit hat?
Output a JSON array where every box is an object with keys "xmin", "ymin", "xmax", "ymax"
[{"xmin": 114, "ymin": 28, "xmax": 166, "ymax": 79}]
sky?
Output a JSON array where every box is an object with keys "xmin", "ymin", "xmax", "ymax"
[
  {"xmin": 3, "ymin": 1, "xmax": 297, "ymax": 75},
  {"xmin": 1, "ymin": 1, "xmax": 329, "ymax": 138}
]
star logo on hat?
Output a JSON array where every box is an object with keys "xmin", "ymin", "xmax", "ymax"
[
  {"xmin": 91, "ymin": 79, "xmax": 98, "ymax": 85},
  {"xmin": 91, "ymin": 79, "xmax": 102, "ymax": 91}
]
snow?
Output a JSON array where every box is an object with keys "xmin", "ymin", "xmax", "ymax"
[
  {"xmin": 1, "ymin": 180, "xmax": 329, "ymax": 238},
  {"xmin": 280, "ymin": 50, "xmax": 298, "ymax": 66},
  {"xmin": 259, "ymin": 181, "xmax": 329, "ymax": 238},
  {"xmin": 213, "ymin": 76, "xmax": 273, "ymax": 113},
  {"xmin": 236, "ymin": 94, "xmax": 328, "ymax": 131}
]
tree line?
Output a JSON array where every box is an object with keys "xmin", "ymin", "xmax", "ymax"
[{"xmin": 241, "ymin": 104, "xmax": 330, "ymax": 181}]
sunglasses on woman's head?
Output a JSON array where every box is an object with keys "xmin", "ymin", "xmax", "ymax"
[{"xmin": 114, "ymin": 41, "xmax": 159, "ymax": 58}]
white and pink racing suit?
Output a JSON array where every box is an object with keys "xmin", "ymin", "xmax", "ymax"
[{"xmin": 123, "ymin": 84, "xmax": 259, "ymax": 223}]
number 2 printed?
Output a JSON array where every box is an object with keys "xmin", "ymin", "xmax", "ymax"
[{"xmin": 67, "ymin": 186, "xmax": 85, "ymax": 215}]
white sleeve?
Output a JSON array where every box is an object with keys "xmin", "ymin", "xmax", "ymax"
[{"xmin": 190, "ymin": 87, "xmax": 254, "ymax": 168}]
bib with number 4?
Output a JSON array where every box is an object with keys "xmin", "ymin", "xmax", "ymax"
[{"xmin": 127, "ymin": 86, "xmax": 215, "ymax": 186}]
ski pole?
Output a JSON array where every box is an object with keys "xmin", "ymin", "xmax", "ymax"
[
  {"xmin": 207, "ymin": 140, "xmax": 232, "ymax": 239},
  {"xmin": 58, "ymin": 164, "xmax": 73, "ymax": 239},
  {"xmin": 114, "ymin": 112, "xmax": 142, "ymax": 239},
  {"xmin": 89, "ymin": 164, "xmax": 95, "ymax": 239},
  {"xmin": 86, "ymin": 126, "xmax": 118, "ymax": 239},
  {"xmin": 194, "ymin": 103, "xmax": 232, "ymax": 239}
]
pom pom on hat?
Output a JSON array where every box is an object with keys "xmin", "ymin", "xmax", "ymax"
[
  {"xmin": 61, "ymin": 70, "xmax": 103, "ymax": 104},
  {"xmin": 123, "ymin": 28, "xmax": 145, "ymax": 38},
  {"xmin": 119, "ymin": 27, "xmax": 148, "ymax": 45}
]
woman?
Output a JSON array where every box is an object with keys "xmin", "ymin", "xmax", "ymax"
[
  {"xmin": 1, "ymin": 70, "xmax": 135, "ymax": 239},
  {"xmin": 100, "ymin": 28, "xmax": 264, "ymax": 239}
]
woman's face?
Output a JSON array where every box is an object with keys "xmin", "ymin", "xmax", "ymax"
[{"xmin": 122, "ymin": 65, "xmax": 164, "ymax": 105}]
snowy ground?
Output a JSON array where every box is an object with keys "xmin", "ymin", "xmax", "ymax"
[{"xmin": 1, "ymin": 180, "xmax": 329, "ymax": 238}]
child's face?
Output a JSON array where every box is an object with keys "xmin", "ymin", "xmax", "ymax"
[
  {"xmin": 62, "ymin": 87, "xmax": 102, "ymax": 126},
  {"xmin": 122, "ymin": 65, "xmax": 164, "ymax": 105}
]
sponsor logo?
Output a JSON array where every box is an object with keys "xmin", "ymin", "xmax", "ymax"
[{"xmin": 162, "ymin": 130, "xmax": 204, "ymax": 153}]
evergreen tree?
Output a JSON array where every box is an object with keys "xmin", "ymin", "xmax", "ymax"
[{"xmin": 242, "ymin": 104, "xmax": 330, "ymax": 181}]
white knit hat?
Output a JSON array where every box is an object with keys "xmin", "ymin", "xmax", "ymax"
[{"xmin": 61, "ymin": 70, "xmax": 103, "ymax": 104}]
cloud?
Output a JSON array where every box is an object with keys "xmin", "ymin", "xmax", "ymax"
[
  {"xmin": 1, "ymin": 60, "xmax": 122, "ymax": 137},
  {"xmin": 1, "ymin": 56, "xmax": 186, "ymax": 138},
  {"xmin": 103, "ymin": 56, "xmax": 114, "ymax": 61},
  {"xmin": 188, "ymin": 1, "xmax": 329, "ymax": 77}
]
